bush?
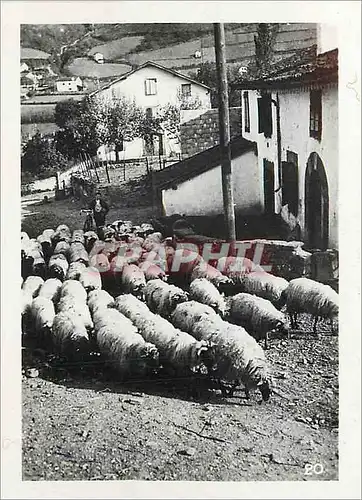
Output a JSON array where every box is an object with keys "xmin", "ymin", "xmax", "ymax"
[{"xmin": 21, "ymin": 132, "xmax": 69, "ymax": 179}]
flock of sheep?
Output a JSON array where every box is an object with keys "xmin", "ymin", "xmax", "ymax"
[{"xmin": 21, "ymin": 220, "xmax": 339, "ymax": 402}]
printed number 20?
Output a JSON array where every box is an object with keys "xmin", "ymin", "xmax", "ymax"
[{"xmin": 305, "ymin": 463, "xmax": 324, "ymax": 475}]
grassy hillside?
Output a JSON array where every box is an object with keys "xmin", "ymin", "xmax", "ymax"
[
  {"xmin": 65, "ymin": 58, "xmax": 132, "ymax": 78},
  {"xmin": 21, "ymin": 23, "xmax": 317, "ymax": 81}
]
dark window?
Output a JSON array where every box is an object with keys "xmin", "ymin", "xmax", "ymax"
[
  {"xmin": 181, "ymin": 83, "xmax": 191, "ymax": 97},
  {"xmin": 145, "ymin": 78, "xmax": 157, "ymax": 96},
  {"xmin": 263, "ymin": 159, "xmax": 275, "ymax": 214},
  {"xmin": 257, "ymin": 93, "xmax": 273, "ymax": 138},
  {"xmin": 310, "ymin": 89, "xmax": 322, "ymax": 140},
  {"xmin": 243, "ymin": 91, "xmax": 250, "ymax": 133},
  {"xmin": 282, "ymin": 151, "xmax": 299, "ymax": 216},
  {"xmin": 146, "ymin": 107, "xmax": 153, "ymax": 119}
]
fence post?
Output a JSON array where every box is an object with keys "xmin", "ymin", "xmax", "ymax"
[
  {"xmin": 105, "ymin": 161, "xmax": 110, "ymax": 184},
  {"xmin": 123, "ymin": 160, "xmax": 126, "ymax": 181},
  {"xmin": 93, "ymin": 154, "xmax": 100, "ymax": 183}
]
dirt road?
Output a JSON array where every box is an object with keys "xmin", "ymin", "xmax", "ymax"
[{"xmin": 22, "ymin": 320, "xmax": 338, "ymax": 482}]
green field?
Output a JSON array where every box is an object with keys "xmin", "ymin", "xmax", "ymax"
[
  {"xmin": 87, "ymin": 36, "xmax": 144, "ymax": 60},
  {"xmin": 66, "ymin": 58, "xmax": 132, "ymax": 78}
]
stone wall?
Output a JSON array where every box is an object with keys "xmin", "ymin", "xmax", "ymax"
[{"xmin": 180, "ymin": 107, "xmax": 242, "ymax": 158}]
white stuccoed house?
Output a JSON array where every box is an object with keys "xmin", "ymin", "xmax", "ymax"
[
  {"xmin": 232, "ymin": 26, "xmax": 338, "ymax": 250},
  {"xmin": 153, "ymin": 26, "xmax": 338, "ymax": 252},
  {"xmin": 89, "ymin": 61, "xmax": 211, "ymax": 161}
]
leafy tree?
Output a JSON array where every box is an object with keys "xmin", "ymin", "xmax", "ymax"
[
  {"xmin": 189, "ymin": 62, "xmax": 241, "ymax": 108},
  {"xmin": 21, "ymin": 132, "xmax": 68, "ymax": 179},
  {"xmin": 252, "ymin": 23, "xmax": 279, "ymax": 77}
]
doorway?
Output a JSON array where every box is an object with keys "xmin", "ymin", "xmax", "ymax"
[{"xmin": 304, "ymin": 153, "xmax": 329, "ymax": 250}]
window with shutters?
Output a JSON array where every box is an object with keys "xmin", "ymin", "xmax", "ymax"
[
  {"xmin": 145, "ymin": 78, "xmax": 157, "ymax": 96},
  {"xmin": 257, "ymin": 93, "xmax": 273, "ymax": 138},
  {"xmin": 309, "ymin": 89, "xmax": 322, "ymax": 140},
  {"xmin": 243, "ymin": 91, "xmax": 250, "ymax": 133},
  {"xmin": 181, "ymin": 83, "xmax": 192, "ymax": 97}
]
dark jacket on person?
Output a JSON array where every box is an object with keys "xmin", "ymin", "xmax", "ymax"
[
  {"xmin": 89, "ymin": 198, "xmax": 109, "ymax": 214},
  {"xmin": 89, "ymin": 198, "xmax": 110, "ymax": 228}
]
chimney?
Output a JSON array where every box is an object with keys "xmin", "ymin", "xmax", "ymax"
[{"xmin": 317, "ymin": 24, "xmax": 338, "ymax": 54}]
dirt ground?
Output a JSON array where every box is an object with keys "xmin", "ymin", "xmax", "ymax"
[
  {"xmin": 22, "ymin": 316, "xmax": 338, "ymax": 482},
  {"xmin": 21, "ymin": 194, "xmax": 338, "ymax": 482}
]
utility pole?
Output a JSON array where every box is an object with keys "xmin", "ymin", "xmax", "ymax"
[{"xmin": 213, "ymin": 23, "xmax": 236, "ymax": 241}]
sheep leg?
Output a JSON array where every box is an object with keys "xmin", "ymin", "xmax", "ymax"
[
  {"xmin": 293, "ymin": 314, "xmax": 299, "ymax": 329},
  {"xmin": 289, "ymin": 313, "xmax": 294, "ymax": 329},
  {"xmin": 218, "ymin": 379, "xmax": 229, "ymax": 397},
  {"xmin": 228, "ymin": 380, "xmax": 239, "ymax": 397},
  {"xmin": 330, "ymin": 318, "xmax": 336, "ymax": 336},
  {"xmin": 313, "ymin": 316, "xmax": 319, "ymax": 335}
]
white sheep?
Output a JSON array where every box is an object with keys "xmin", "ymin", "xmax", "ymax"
[
  {"xmin": 37, "ymin": 234, "xmax": 53, "ymax": 261},
  {"xmin": 93, "ymin": 308, "xmax": 159, "ymax": 378},
  {"xmin": 189, "ymin": 278, "xmax": 227, "ymax": 316},
  {"xmin": 84, "ymin": 231, "xmax": 99, "ymax": 253},
  {"xmin": 53, "ymin": 241, "xmax": 70, "ymax": 257},
  {"xmin": 30, "ymin": 296, "xmax": 55, "ymax": 338},
  {"xmin": 121, "ymin": 264, "xmax": 146, "ymax": 298},
  {"xmin": 142, "ymin": 233, "xmax": 163, "ymax": 252},
  {"xmin": 22, "ymin": 276, "xmax": 44, "ymax": 298},
  {"xmin": 52, "ymin": 312, "xmax": 90, "ymax": 356},
  {"xmin": 56, "ymin": 224, "xmax": 71, "ymax": 234},
  {"xmin": 71, "ymin": 229, "xmax": 85, "ymax": 245},
  {"xmin": 282, "ymin": 277, "xmax": 339, "ymax": 334},
  {"xmin": 21, "ymin": 231, "xmax": 30, "ymax": 243},
  {"xmin": 114, "ymin": 294, "xmax": 209, "ymax": 375},
  {"xmin": 190, "ymin": 262, "xmax": 233, "ymax": 291},
  {"xmin": 171, "ymin": 301, "xmax": 272, "ymax": 401},
  {"xmin": 144, "ymin": 279, "xmax": 188, "ymax": 318},
  {"xmin": 217, "ymin": 256, "xmax": 263, "ymax": 278},
  {"xmin": 87, "ymin": 289, "xmax": 115, "ymax": 316},
  {"xmin": 48, "ymin": 253, "xmax": 69, "ymax": 281},
  {"xmin": 170, "ymin": 301, "xmax": 219, "ymax": 336},
  {"xmin": 22, "ymin": 290, "xmax": 33, "ymax": 317},
  {"xmin": 42, "ymin": 229, "xmax": 55, "ymax": 240},
  {"xmin": 227, "ymin": 293, "xmax": 289, "ymax": 348},
  {"xmin": 60, "ymin": 279, "xmax": 88, "ymax": 302},
  {"xmin": 69, "ymin": 242, "xmax": 89, "ymax": 265},
  {"xmin": 52, "ymin": 226, "xmax": 71, "ymax": 246},
  {"xmin": 66, "ymin": 261, "xmax": 87, "ymax": 280},
  {"xmin": 79, "ymin": 267, "xmax": 102, "ymax": 293},
  {"xmin": 237, "ymin": 271, "xmax": 289, "ymax": 309},
  {"xmin": 57, "ymin": 295, "xmax": 93, "ymax": 331},
  {"xmin": 138, "ymin": 261, "xmax": 167, "ymax": 282},
  {"xmin": 38, "ymin": 278, "xmax": 62, "ymax": 302},
  {"xmin": 31, "ymin": 252, "xmax": 47, "ymax": 278}
]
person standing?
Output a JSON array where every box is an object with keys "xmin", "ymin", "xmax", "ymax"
[{"xmin": 89, "ymin": 191, "xmax": 109, "ymax": 236}]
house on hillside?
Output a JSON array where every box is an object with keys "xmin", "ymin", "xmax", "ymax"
[
  {"xmin": 21, "ymin": 47, "xmax": 51, "ymax": 69},
  {"xmin": 93, "ymin": 52, "xmax": 105, "ymax": 64},
  {"xmin": 90, "ymin": 61, "xmax": 211, "ymax": 161},
  {"xmin": 20, "ymin": 62, "xmax": 29, "ymax": 73},
  {"xmin": 152, "ymin": 136, "xmax": 259, "ymax": 218},
  {"xmin": 55, "ymin": 77, "xmax": 83, "ymax": 92},
  {"xmin": 20, "ymin": 72, "xmax": 39, "ymax": 90},
  {"xmin": 233, "ymin": 38, "xmax": 338, "ymax": 250}
]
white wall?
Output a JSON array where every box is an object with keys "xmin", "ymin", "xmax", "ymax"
[
  {"xmin": 56, "ymin": 81, "xmax": 79, "ymax": 92},
  {"xmin": 95, "ymin": 65, "xmax": 211, "ymax": 110},
  {"xmin": 241, "ymin": 85, "xmax": 338, "ymax": 248},
  {"xmin": 162, "ymin": 150, "xmax": 261, "ymax": 216},
  {"xmin": 317, "ymin": 24, "xmax": 338, "ymax": 54}
]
